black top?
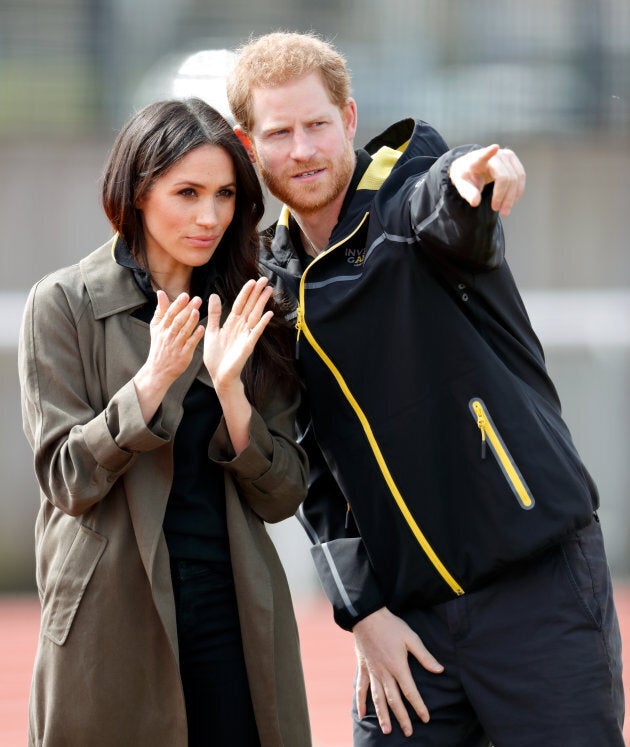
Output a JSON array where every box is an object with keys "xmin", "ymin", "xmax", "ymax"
[
  {"xmin": 164, "ymin": 378, "xmax": 229, "ymax": 562},
  {"xmin": 114, "ymin": 236, "xmax": 230, "ymax": 563}
]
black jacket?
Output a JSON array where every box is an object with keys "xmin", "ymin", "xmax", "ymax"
[{"xmin": 262, "ymin": 119, "xmax": 598, "ymax": 630}]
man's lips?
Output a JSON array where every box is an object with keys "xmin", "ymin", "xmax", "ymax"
[{"xmin": 292, "ymin": 167, "xmax": 325, "ymax": 180}]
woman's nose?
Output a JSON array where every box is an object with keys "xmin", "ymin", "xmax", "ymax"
[{"xmin": 196, "ymin": 200, "xmax": 218, "ymax": 226}]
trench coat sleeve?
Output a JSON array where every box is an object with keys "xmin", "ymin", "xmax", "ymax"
[
  {"xmin": 207, "ymin": 387, "xmax": 308, "ymax": 524},
  {"xmin": 18, "ymin": 278, "xmax": 169, "ymax": 517},
  {"xmin": 406, "ymin": 145, "xmax": 505, "ymax": 270}
]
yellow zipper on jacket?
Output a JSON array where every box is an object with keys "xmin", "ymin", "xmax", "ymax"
[
  {"xmin": 295, "ymin": 213, "xmax": 370, "ymax": 350},
  {"xmin": 296, "ymin": 214, "xmax": 465, "ymax": 597},
  {"xmin": 469, "ymin": 398, "xmax": 535, "ymax": 510}
]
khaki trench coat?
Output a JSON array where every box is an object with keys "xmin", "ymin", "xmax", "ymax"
[{"xmin": 18, "ymin": 240, "xmax": 312, "ymax": 746}]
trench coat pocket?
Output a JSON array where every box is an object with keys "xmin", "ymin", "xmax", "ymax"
[{"xmin": 42, "ymin": 524, "xmax": 107, "ymax": 646}]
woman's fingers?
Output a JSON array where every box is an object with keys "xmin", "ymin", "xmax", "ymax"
[
  {"xmin": 153, "ymin": 291, "xmax": 189, "ymax": 324},
  {"xmin": 153, "ymin": 293, "xmax": 203, "ymax": 340},
  {"xmin": 150, "ymin": 292, "xmax": 204, "ymax": 378},
  {"xmin": 230, "ymin": 278, "xmax": 258, "ymax": 318},
  {"xmin": 179, "ymin": 309, "xmax": 204, "ymax": 351},
  {"xmin": 246, "ymin": 285, "xmax": 274, "ymax": 331},
  {"xmin": 246, "ymin": 309, "xmax": 274, "ymax": 344},
  {"xmin": 235, "ymin": 277, "xmax": 271, "ymax": 327},
  {"xmin": 153, "ymin": 289, "xmax": 171, "ymax": 321},
  {"xmin": 206, "ymin": 293, "xmax": 222, "ymax": 332},
  {"xmin": 142, "ymin": 293, "xmax": 204, "ymax": 397},
  {"xmin": 177, "ymin": 301, "xmax": 202, "ymax": 339},
  {"xmin": 220, "ymin": 277, "xmax": 274, "ymax": 338},
  {"xmin": 203, "ymin": 279, "xmax": 275, "ymax": 391}
]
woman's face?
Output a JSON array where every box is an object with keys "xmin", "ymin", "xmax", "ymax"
[{"xmin": 136, "ymin": 144, "xmax": 237, "ymax": 275}]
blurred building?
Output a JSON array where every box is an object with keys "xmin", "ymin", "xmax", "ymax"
[{"xmin": 1, "ymin": 0, "xmax": 629, "ymax": 594}]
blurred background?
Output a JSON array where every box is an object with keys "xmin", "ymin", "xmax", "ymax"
[
  {"xmin": 1, "ymin": 0, "xmax": 629, "ymax": 621},
  {"xmin": 1, "ymin": 2, "xmax": 629, "ymax": 744}
]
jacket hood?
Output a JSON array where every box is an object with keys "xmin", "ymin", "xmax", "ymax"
[{"xmin": 363, "ymin": 118, "xmax": 449, "ymax": 163}]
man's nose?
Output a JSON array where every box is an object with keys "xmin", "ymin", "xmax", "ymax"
[{"xmin": 290, "ymin": 128, "xmax": 317, "ymax": 161}]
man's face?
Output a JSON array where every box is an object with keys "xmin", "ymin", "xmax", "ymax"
[{"xmin": 247, "ymin": 72, "xmax": 357, "ymax": 216}]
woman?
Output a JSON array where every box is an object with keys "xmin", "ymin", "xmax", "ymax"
[{"xmin": 18, "ymin": 98, "xmax": 311, "ymax": 746}]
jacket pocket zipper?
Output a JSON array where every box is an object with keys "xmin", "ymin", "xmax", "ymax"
[{"xmin": 469, "ymin": 398, "xmax": 535, "ymax": 510}]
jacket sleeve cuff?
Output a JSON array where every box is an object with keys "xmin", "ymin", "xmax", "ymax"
[
  {"xmin": 310, "ymin": 537, "xmax": 387, "ymax": 632},
  {"xmin": 82, "ymin": 379, "xmax": 170, "ymax": 471},
  {"xmin": 207, "ymin": 407, "xmax": 274, "ymax": 480},
  {"xmin": 410, "ymin": 145, "xmax": 503, "ymax": 270}
]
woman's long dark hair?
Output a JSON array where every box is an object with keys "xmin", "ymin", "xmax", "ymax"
[{"xmin": 102, "ymin": 98, "xmax": 296, "ymax": 406}]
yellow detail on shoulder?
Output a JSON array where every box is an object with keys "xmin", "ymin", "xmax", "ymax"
[
  {"xmin": 278, "ymin": 205, "xmax": 292, "ymax": 228},
  {"xmin": 357, "ymin": 146, "xmax": 403, "ymax": 191}
]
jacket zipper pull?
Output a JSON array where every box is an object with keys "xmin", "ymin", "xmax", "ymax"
[
  {"xmin": 345, "ymin": 502, "xmax": 351, "ymax": 530},
  {"xmin": 295, "ymin": 305, "xmax": 304, "ymax": 359},
  {"xmin": 473, "ymin": 403, "xmax": 487, "ymax": 459}
]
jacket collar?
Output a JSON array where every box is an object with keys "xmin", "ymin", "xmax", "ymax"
[
  {"xmin": 363, "ymin": 117, "xmax": 449, "ymax": 164},
  {"xmin": 79, "ymin": 236, "xmax": 146, "ymax": 320}
]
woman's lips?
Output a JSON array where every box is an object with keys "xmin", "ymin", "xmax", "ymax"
[{"xmin": 186, "ymin": 235, "xmax": 217, "ymax": 246}]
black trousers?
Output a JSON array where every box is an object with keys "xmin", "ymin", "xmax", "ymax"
[
  {"xmin": 353, "ymin": 515, "xmax": 625, "ymax": 746},
  {"xmin": 170, "ymin": 559, "xmax": 261, "ymax": 747}
]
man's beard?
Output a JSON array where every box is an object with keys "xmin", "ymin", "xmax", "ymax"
[{"xmin": 259, "ymin": 143, "xmax": 355, "ymax": 215}]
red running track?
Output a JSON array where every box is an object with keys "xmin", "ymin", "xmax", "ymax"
[{"xmin": 2, "ymin": 588, "xmax": 629, "ymax": 747}]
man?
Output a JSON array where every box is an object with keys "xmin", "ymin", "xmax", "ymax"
[{"xmin": 227, "ymin": 31, "xmax": 624, "ymax": 746}]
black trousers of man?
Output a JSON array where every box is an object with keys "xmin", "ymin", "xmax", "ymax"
[{"xmin": 353, "ymin": 515, "xmax": 624, "ymax": 746}]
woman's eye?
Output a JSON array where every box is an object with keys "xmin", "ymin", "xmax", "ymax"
[
  {"xmin": 218, "ymin": 188, "xmax": 236, "ymax": 198},
  {"xmin": 179, "ymin": 188, "xmax": 196, "ymax": 197}
]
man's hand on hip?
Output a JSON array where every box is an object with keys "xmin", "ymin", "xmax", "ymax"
[{"xmin": 353, "ymin": 607, "xmax": 443, "ymax": 737}]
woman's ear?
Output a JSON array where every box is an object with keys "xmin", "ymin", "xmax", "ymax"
[{"xmin": 234, "ymin": 127, "xmax": 257, "ymax": 163}]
